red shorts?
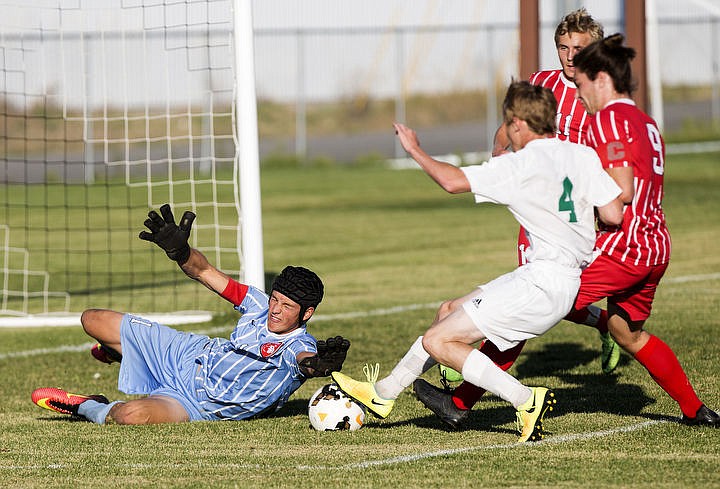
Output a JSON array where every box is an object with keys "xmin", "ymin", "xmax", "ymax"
[{"xmin": 573, "ymin": 253, "xmax": 669, "ymax": 322}]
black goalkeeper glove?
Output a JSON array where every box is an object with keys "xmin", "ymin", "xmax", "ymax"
[
  {"xmin": 139, "ymin": 204, "xmax": 196, "ymax": 265},
  {"xmin": 299, "ymin": 335, "xmax": 351, "ymax": 377}
]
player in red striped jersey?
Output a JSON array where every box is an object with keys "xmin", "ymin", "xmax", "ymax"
[
  {"xmin": 580, "ymin": 92, "xmax": 671, "ymax": 267},
  {"xmin": 528, "ymin": 69, "xmax": 588, "ymax": 144},
  {"xmin": 568, "ymin": 33, "xmax": 717, "ymax": 426}
]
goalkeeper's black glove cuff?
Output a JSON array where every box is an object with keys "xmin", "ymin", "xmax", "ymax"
[
  {"xmin": 167, "ymin": 245, "xmax": 191, "ymax": 265},
  {"xmin": 299, "ymin": 335, "xmax": 351, "ymax": 377},
  {"xmin": 298, "ymin": 355, "xmax": 326, "ymax": 377}
]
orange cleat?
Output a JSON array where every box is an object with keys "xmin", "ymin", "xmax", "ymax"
[{"xmin": 31, "ymin": 387, "xmax": 108, "ymax": 416}]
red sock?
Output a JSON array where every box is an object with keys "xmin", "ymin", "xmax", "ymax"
[
  {"xmin": 565, "ymin": 307, "xmax": 608, "ymax": 334},
  {"xmin": 633, "ymin": 334, "xmax": 703, "ymax": 418},
  {"xmin": 451, "ymin": 340, "xmax": 525, "ymax": 410}
]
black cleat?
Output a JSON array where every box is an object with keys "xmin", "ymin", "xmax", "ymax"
[
  {"xmin": 680, "ymin": 404, "xmax": 720, "ymax": 427},
  {"xmin": 91, "ymin": 343, "xmax": 123, "ymax": 364},
  {"xmin": 413, "ymin": 378, "xmax": 469, "ymax": 429}
]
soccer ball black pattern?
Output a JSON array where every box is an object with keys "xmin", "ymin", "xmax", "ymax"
[{"xmin": 308, "ymin": 383, "xmax": 365, "ymax": 431}]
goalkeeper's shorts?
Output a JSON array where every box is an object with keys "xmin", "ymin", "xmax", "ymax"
[{"xmin": 118, "ymin": 314, "xmax": 211, "ymax": 421}]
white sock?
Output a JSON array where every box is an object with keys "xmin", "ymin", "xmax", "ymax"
[
  {"xmin": 461, "ymin": 349, "xmax": 531, "ymax": 409},
  {"xmin": 77, "ymin": 399, "xmax": 121, "ymax": 425},
  {"xmin": 375, "ymin": 336, "xmax": 436, "ymax": 400}
]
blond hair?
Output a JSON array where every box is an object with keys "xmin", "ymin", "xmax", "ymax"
[
  {"xmin": 554, "ymin": 8, "xmax": 604, "ymax": 46},
  {"xmin": 502, "ymin": 81, "xmax": 557, "ymax": 135}
]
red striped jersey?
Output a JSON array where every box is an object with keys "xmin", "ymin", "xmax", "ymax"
[
  {"xmin": 582, "ymin": 99, "xmax": 671, "ymax": 266},
  {"xmin": 529, "ymin": 70, "xmax": 589, "ymax": 143}
]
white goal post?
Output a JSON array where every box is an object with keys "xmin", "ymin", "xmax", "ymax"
[{"xmin": 0, "ymin": 0, "xmax": 263, "ymax": 327}]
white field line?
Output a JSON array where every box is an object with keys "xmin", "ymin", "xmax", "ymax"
[
  {"xmin": 389, "ymin": 141, "xmax": 720, "ymax": 170},
  {"xmin": 664, "ymin": 272, "xmax": 720, "ymax": 284},
  {"xmin": 0, "ymin": 271, "xmax": 717, "ymax": 360},
  {"xmin": 0, "ymin": 462, "xmax": 265, "ymax": 471},
  {"xmin": 311, "ymin": 301, "xmax": 441, "ymax": 322},
  {"xmin": 0, "ymin": 302, "xmax": 441, "ymax": 361},
  {"xmin": 299, "ymin": 420, "xmax": 668, "ymax": 470}
]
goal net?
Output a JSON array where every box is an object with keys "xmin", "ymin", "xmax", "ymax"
[{"xmin": 0, "ymin": 0, "xmax": 262, "ymax": 326}]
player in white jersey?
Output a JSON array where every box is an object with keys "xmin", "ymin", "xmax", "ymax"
[
  {"xmin": 31, "ymin": 205, "xmax": 350, "ymax": 424},
  {"xmin": 332, "ymin": 81, "xmax": 623, "ymax": 442},
  {"xmin": 417, "ymin": 9, "xmax": 612, "ymax": 431}
]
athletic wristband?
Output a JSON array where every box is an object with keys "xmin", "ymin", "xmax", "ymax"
[{"xmin": 220, "ymin": 278, "xmax": 249, "ymax": 306}]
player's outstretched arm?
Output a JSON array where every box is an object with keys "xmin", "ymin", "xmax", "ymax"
[
  {"xmin": 298, "ymin": 336, "xmax": 351, "ymax": 377},
  {"xmin": 180, "ymin": 248, "xmax": 231, "ymax": 296},
  {"xmin": 393, "ymin": 122, "xmax": 471, "ymax": 194}
]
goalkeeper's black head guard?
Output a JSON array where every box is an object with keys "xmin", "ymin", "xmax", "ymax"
[{"xmin": 271, "ymin": 266, "xmax": 324, "ymax": 325}]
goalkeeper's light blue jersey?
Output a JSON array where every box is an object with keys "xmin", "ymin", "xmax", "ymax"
[{"xmin": 194, "ymin": 285, "xmax": 317, "ymax": 420}]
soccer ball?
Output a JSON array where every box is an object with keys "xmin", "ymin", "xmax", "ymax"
[{"xmin": 308, "ymin": 383, "xmax": 365, "ymax": 431}]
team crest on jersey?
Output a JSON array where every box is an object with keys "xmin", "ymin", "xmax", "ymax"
[{"xmin": 260, "ymin": 342, "xmax": 284, "ymax": 358}]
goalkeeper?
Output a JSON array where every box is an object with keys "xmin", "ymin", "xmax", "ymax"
[{"xmin": 31, "ymin": 204, "xmax": 350, "ymax": 424}]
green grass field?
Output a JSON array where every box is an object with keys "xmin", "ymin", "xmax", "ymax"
[{"xmin": 1, "ymin": 151, "xmax": 719, "ymax": 488}]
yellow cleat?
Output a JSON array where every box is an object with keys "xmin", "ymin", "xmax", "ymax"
[
  {"xmin": 331, "ymin": 364, "xmax": 394, "ymax": 419},
  {"xmin": 516, "ymin": 387, "xmax": 556, "ymax": 443},
  {"xmin": 600, "ymin": 332, "xmax": 620, "ymax": 374}
]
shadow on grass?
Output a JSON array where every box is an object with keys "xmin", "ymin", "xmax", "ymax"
[
  {"xmin": 34, "ymin": 340, "xmax": 669, "ymax": 430},
  {"xmin": 275, "ymin": 341, "xmax": 664, "ymax": 432},
  {"xmin": 35, "ymin": 415, "xmax": 91, "ymax": 423},
  {"xmin": 267, "ymin": 398, "xmax": 312, "ymax": 418},
  {"xmin": 396, "ymin": 341, "xmax": 662, "ymax": 432},
  {"xmin": 512, "ymin": 340, "xmax": 656, "ymax": 418}
]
